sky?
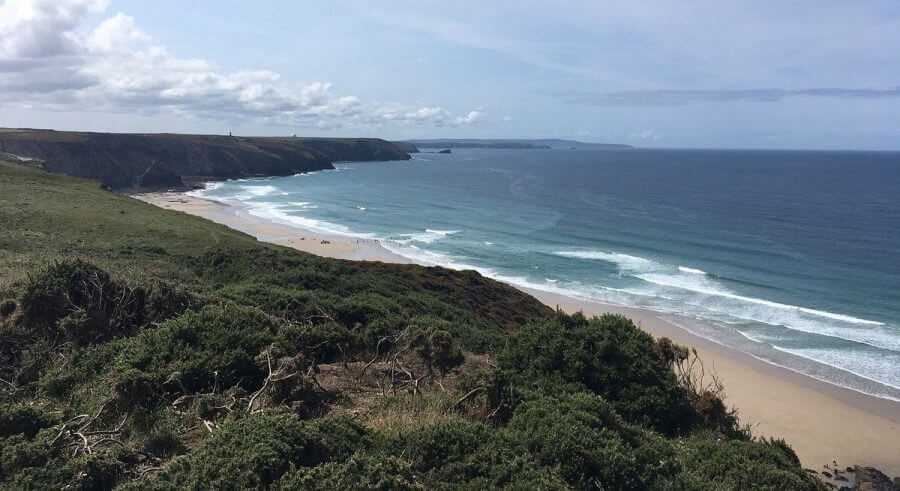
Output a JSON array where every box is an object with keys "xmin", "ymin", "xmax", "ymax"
[{"xmin": 1, "ymin": 0, "xmax": 898, "ymax": 150}]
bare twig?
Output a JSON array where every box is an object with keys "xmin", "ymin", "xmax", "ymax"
[
  {"xmin": 202, "ymin": 419, "xmax": 216, "ymax": 434},
  {"xmin": 139, "ymin": 467, "xmax": 164, "ymax": 477},
  {"xmin": 247, "ymin": 350, "xmax": 273, "ymax": 411},
  {"xmin": 51, "ymin": 414, "xmax": 89, "ymax": 446},
  {"xmin": 454, "ymin": 387, "xmax": 485, "ymax": 408},
  {"xmin": 84, "ymin": 416, "xmax": 127, "ymax": 436},
  {"xmin": 362, "ymin": 336, "xmax": 390, "ymax": 374},
  {"xmin": 313, "ymin": 306, "xmax": 337, "ymax": 324}
]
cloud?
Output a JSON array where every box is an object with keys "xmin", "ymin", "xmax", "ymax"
[
  {"xmin": 558, "ymin": 87, "xmax": 900, "ymax": 106},
  {"xmin": 630, "ymin": 130, "xmax": 659, "ymax": 140},
  {"xmin": 0, "ymin": 0, "xmax": 107, "ymax": 60},
  {"xmin": 453, "ymin": 110, "xmax": 485, "ymax": 125},
  {"xmin": 0, "ymin": 0, "xmax": 481, "ymax": 129},
  {"xmin": 501, "ymin": 115, "xmax": 513, "ymax": 122},
  {"xmin": 85, "ymin": 12, "xmax": 149, "ymax": 52}
]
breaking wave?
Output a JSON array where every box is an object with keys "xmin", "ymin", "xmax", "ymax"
[{"xmin": 552, "ymin": 249, "xmax": 894, "ymax": 351}]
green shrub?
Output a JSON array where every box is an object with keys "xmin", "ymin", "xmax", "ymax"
[
  {"xmin": 335, "ymin": 292, "xmax": 402, "ymax": 328},
  {"xmin": 678, "ymin": 432, "xmax": 823, "ymax": 490},
  {"xmin": 0, "ymin": 425, "xmax": 133, "ymax": 488},
  {"xmin": 415, "ymin": 327, "xmax": 465, "ymax": 377},
  {"xmin": 368, "ymin": 418, "xmax": 583, "ymax": 488},
  {"xmin": 215, "ymin": 282, "xmax": 337, "ymax": 323},
  {"xmin": 280, "ymin": 321, "xmax": 363, "ymax": 364},
  {"xmin": 392, "ymin": 420, "xmax": 489, "ymax": 471},
  {"xmin": 141, "ymin": 411, "xmax": 185, "ymax": 459},
  {"xmin": 17, "ymin": 260, "xmax": 145, "ymax": 345},
  {"xmin": 136, "ymin": 413, "xmax": 368, "ymax": 489},
  {"xmin": 498, "ymin": 311, "xmax": 697, "ymax": 433},
  {"xmin": 111, "ymin": 304, "xmax": 279, "ymax": 407},
  {"xmin": 15, "ymin": 260, "xmax": 194, "ymax": 346},
  {"xmin": 0, "ymin": 404, "xmax": 55, "ymax": 438},
  {"xmin": 277, "ymin": 453, "xmax": 422, "ymax": 490},
  {"xmin": 500, "ymin": 392, "xmax": 678, "ymax": 489},
  {"xmin": 0, "ymin": 431, "xmax": 68, "ymax": 486},
  {"xmin": 38, "ymin": 339, "xmax": 122, "ymax": 398},
  {"xmin": 143, "ymin": 282, "xmax": 199, "ymax": 324},
  {"xmin": 0, "ymin": 299, "xmax": 15, "ymax": 318}
]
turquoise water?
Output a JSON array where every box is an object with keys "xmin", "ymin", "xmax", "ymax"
[{"xmin": 195, "ymin": 148, "xmax": 900, "ymax": 400}]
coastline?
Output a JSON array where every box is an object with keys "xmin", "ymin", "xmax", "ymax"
[
  {"xmin": 135, "ymin": 191, "xmax": 900, "ymax": 476},
  {"xmin": 135, "ymin": 192, "xmax": 410, "ymax": 263}
]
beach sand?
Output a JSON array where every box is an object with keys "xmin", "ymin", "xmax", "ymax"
[
  {"xmin": 526, "ymin": 290, "xmax": 900, "ymax": 477},
  {"xmin": 135, "ymin": 192, "xmax": 410, "ymax": 263},
  {"xmin": 136, "ymin": 191, "xmax": 900, "ymax": 477}
]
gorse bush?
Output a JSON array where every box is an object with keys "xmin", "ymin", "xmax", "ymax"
[
  {"xmin": 0, "ymin": 300, "xmax": 15, "ymax": 318},
  {"xmin": 111, "ymin": 304, "xmax": 279, "ymax": 407},
  {"xmin": 12, "ymin": 260, "xmax": 196, "ymax": 346},
  {"xmin": 18, "ymin": 260, "xmax": 147, "ymax": 345},
  {"xmin": 418, "ymin": 327, "xmax": 465, "ymax": 376},
  {"xmin": 0, "ymin": 403, "xmax": 54, "ymax": 439},
  {"xmin": 134, "ymin": 413, "xmax": 369, "ymax": 490},
  {"xmin": 496, "ymin": 311, "xmax": 697, "ymax": 433}
]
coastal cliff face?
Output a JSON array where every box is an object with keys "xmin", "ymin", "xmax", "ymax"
[
  {"xmin": 389, "ymin": 141, "xmax": 420, "ymax": 153},
  {"xmin": 0, "ymin": 129, "xmax": 411, "ymax": 189}
]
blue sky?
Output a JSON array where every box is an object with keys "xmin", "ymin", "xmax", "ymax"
[{"xmin": 1, "ymin": 0, "xmax": 898, "ymax": 149}]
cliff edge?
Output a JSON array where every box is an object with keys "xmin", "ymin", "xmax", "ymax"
[{"xmin": 0, "ymin": 129, "xmax": 410, "ymax": 189}]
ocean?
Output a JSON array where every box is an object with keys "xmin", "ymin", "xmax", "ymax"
[{"xmin": 193, "ymin": 148, "xmax": 900, "ymax": 401}]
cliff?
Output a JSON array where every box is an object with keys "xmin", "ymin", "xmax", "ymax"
[
  {"xmin": 390, "ymin": 140, "xmax": 420, "ymax": 153},
  {"xmin": 0, "ymin": 129, "xmax": 411, "ymax": 189}
]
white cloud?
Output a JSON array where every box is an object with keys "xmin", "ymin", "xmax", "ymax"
[
  {"xmin": 630, "ymin": 129, "xmax": 660, "ymax": 140},
  {"xmin": 85, "ymin": 12, "xmax": 149, "ymax": 53},
  {"xmin": 0, "ymin": 0, "xmax": 482, "ymax": 130},
  {"xmin": 453, "ymin": 110, "xmax": 485, "ymax": 125},
  {"xmin": 0, "ymin": 0, "xmax": 107, "ymax": 59},
  {"xmin": 404, "ymin": 106, "xmax": 451, "ymax": 122},
  {"xmin": 501, "ymin": 115, "xmax": 513, "ymax": 122}
]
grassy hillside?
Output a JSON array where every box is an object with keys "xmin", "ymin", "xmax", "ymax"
[{"xmin": 0, "ymin": 160, "xmax": 823, "ymax": 489}]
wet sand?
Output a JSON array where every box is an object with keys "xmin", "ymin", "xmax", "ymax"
[{"xmin": 136, "ymin": 192, "xmax": 410, "ymax": 263}]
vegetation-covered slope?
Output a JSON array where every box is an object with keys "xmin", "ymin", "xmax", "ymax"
[
  {"xmin": 0, "ymin": 129, "xmax": 411, "ymax": 189},
  {"xmin": 0, "ymin": 160, "xmax": 823, "ymax": 489}
]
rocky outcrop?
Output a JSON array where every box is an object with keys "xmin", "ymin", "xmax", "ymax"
[
  {"xmin": 411, "ymin": 140, "xmax": 551, "ymax": 149},
  {"xmin": 0, "ymin": 129, "xmax": 411, "ymax": 189},
  {"xmin": 855, "ymin": 467, "xmax": 900, "ymax": 491}
]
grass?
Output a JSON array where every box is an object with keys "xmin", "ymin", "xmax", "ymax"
[
  {"xmin": 0, "ymin": 159, "xmax": 256, "ymax": 289},
  {"xmin": 364, "ymin": 393, "xmax": 468, "ymax": 433}
]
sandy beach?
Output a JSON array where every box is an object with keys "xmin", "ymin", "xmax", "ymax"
[
  {"xmin": 136, "ymin": 191, "xmax": 900, "ymax": 477},
  {"xmin": 136, "ymin": 192, "xmax": 410, "ymax": 263}
]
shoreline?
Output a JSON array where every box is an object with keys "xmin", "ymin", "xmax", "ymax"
[
  {"xmin": 135, "ymin": 191, "xmax": 900, "ymax": 476},
  {"xmin": 136, "ymin": 192, "xmax": 410, "ymax": 263}
]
